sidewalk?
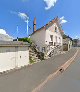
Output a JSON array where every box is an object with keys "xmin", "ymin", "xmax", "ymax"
[{"xmin": 0, "ymin": 48, "xmax": 77, "ymax": 92}]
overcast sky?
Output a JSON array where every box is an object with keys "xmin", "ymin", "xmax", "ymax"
[{"xmin": 0, "ymin": 0, "xmax": 80, "ymax": 38}]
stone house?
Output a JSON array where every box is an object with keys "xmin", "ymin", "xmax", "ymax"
[
  {"xmin": 30, "ymin": 17, "xmax": 63, "ymax": 56},
  {"xmin": 0, "ymin": 41, "xmax": 29, "ymax": 72}
]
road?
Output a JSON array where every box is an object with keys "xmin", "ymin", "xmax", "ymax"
[
  {"xmin": 0, "ymin": 47, "xmax": 77, "ymax": 92},
  {"xmin": 38, "ymin": 48, "xmax": 80, "ymax": 92}
]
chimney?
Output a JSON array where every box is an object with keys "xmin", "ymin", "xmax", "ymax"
[{"xmin": 33, "ymin": 17, "xmax": 36, "ymax": 32}]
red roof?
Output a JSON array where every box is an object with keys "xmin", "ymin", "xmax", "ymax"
[{"xmin": 31, "ymin": 17, "xmax": 63, "ymax": 36}]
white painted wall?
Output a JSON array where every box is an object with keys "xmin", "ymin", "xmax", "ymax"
[
  {"xmin": 30, "ymin": 29, "xmax": 46, "ymax": 52},
  {"xmin": 0, "ymin": 46, "xmax": 29, "ymax": 72},
  {"xmin": 45, "ymin": 23, "xmax": 62, "ymax": 46},
  {"xmin": 17, "ymin": 47, "xmax": 29, "ymax": 67},
  {"xmin": 30, "ymin": 23, "xmax": 62, "ymax": 53}
]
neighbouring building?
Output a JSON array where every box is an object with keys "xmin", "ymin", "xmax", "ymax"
[
  {"xmin": 63, "ymin": 37, "xmax": 72, "ymax": 51},
  {"xmin": 0, "ymin": 41, "xmax": 29, "ymax": 72},
  {"xmin": 77, "ymin": 39, "xmax": 80, "ymax": 46},
  {"xmin": 30, "ymin": 17, "xmax": 63, "ymax": 56},
  {"xmin": 73, "ymin": 39, "xmax": 80, "ymax": 47}
]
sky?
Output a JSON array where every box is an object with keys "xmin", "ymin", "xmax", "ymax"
[{"xmin": 0, "ymin": 0, "xmax": 80, "ymax": 39}]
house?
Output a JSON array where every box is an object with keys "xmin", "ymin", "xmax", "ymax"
[
  {"xmin": 63, "ymin": 37, "xmax": 72, "ymax": 51},
  {"xmin": 30, "ymin": 17, "xmax": 63, "ymax": 56},
  {"xmin": 0, "ymin": 41, "xmax": 29, "ymax": 72}
]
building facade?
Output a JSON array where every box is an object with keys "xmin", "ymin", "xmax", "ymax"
[
  {"xmin": 63, "ymin": 38, "xmax": 72, "ymax": 51},
  {"xmin": 0, "ymin": 41, "xmax": 29, "ymax": 72},
  {"xmin": 30, "ymin": 17, "xmax": 63, "ymax": 56}
]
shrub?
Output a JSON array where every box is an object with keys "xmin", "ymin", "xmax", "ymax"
[
  {"xmin": 18, "ymin": 38, "xmax": 32, "ymax": 44},
  {"xmin": 29, "ymin": 57, "xmax": 36, "ymax": 64}
]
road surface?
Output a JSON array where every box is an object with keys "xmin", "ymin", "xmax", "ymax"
[
  {"xmin": 0, "ymin": 47, "xmax": 77, "ymax": 92},
  {"xmin": 39, "ymin": 48, "xmax": 80, "ymax": 92}
]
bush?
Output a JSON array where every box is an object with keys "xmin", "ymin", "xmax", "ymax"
[
  {"xmin": 29, "ymin": 57, "xmax": 36, "ymax": 64},
  {"xmin": 18, "ymin": 38, "xmax": 32, "ymax": 44}
]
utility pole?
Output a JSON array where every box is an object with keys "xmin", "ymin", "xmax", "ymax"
[{"xmin": 17, "ymin": 26, "xmax": 19, "ymax": 41}]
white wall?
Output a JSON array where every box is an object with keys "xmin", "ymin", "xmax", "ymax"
[
  {"xmin": 30, "ymin": 30, "xmax": 46, "ymax": 51},
  {"xmin": 0, "ymin": 46, "xmax": 29, "ymax": 72},
  {"xmin": 17, "ymin": 47, "xmax": 29, "ymax": 67},
  {"xmin": 30, "ymin": 23, "xmax": 62, "ymax": 53},
  {"xmin": 45, "ymin": 23, "xmax": 62, "ymax": 46}
]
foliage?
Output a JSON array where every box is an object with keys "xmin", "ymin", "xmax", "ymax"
[
  {"xmin": 63, "ymin": 34, "xmax": 73, "ymax": 40},
  {"xmin": 29, "ymin": 57, "xmax": 36, "ymax": 64},
  {"xmin": 18, "ymin": 38, "xmax": 32, "ymax": 44},
  {"xmin": 63, "ymin": 34, "xmax": 68, "ymax": 39}
]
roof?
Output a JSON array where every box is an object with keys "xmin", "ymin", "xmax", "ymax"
[
  {"xmin": 0, "ymin": 41, "xmax": 30, "ymax": 47},
  {"xmin": 31, "ymin": 17, "xmax": 63, "ymax": 36}
]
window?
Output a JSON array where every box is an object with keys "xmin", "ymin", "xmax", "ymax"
[
  {"xmin": 49, "ymin": 42, "xmax": 53, "ymax": 45},
  {"xmin": 55, "ymin": 27, "xmax": 57, "ymax": 32},
  {"xmin": 50, "ymin": 35, "xmax": 53, "ymax": 41}
]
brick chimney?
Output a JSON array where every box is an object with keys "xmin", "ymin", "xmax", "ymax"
[{"xmin": 33, "ymin": 17, "xmax": 36, "ymax": 32}]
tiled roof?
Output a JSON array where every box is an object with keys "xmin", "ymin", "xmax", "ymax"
[{"xmin": 31, "ymin": 17, "xmax": 63, "ymax": 36}]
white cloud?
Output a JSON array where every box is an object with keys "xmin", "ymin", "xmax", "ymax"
[
  {"xmin": 10, "ymin": 11, "xmax": 29, "ymax": 22},
  {"xmin": 0, "ymin": 29, "xmax": 7, "ymax": 35},
  {"xmin": 60, "ymin": 16, "xmax": 64, "ymax": 20},
  {"xmin": 75, "ymin": 36, "xmax": 78, "ymax": 38},
  {"xmin": 60, "ymin": 16, "xmax": 67, "ymax": 24},
  {"xmin": 18, "ymin": 12, "xmax": 29, "ymax": 22},
  {"xmin": 60, "ymin": 20, "xmax": 67, "ymax": 24},
  {"xmin": 0, "ymin": 29, "xmax": 13, "ymax": 39},
  {"xmin": 44, "ymin": 0, "xmax": 57, "ymax": 10}
]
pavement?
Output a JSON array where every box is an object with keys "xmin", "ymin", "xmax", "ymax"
[
  {"xmin": 0, "ymin": 47, "xmax": 77, "ymax": 92},
  {"xmin": 38, "ymin": 48, "xmax": 80, "ymax": 92}
]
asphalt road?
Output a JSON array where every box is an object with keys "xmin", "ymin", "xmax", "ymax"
[
  {"xmin": 39, "ymin": 48, "xmax": 80, "ymax": 92},
  {"xmin": 0, "ymin": 47, "xmax": 77, "ymax": 92}
]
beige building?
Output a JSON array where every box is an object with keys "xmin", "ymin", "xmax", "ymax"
[
  {"xmin": 0, "ymin": 41, "xmax": 29, "ymax": 72},
  {"xmin": 30, "ymin": 17, "xmax": 63, "ymax": 56},
  {"xmin": 63, "ymin": 38, "xmax": 72, "ymax": 51}
]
